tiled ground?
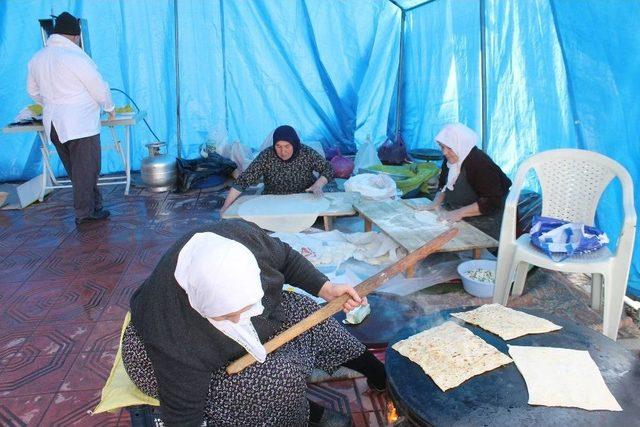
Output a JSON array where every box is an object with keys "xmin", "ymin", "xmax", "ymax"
[
  {"xmin": 0, "ymin": 183, "xmax": 638, "ymax": 426},
  {"xmin": 0, "ymin": 184, "xmax": 397, "ymax": 426}
]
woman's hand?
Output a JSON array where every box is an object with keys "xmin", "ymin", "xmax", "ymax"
[
  {"xmin": 305, "ymin": 176, "xmax": 328, "ymax": 198},
  {"xmin": 437, "ymin": 209, "xmax": 464, "ymax": 223},
  {"xmin": 424, "ymin": 191, "xmax": 445, "ymax": 211},
  {"xmin": 305, "ymin": 182, "xmax": 324, "ymax": 198},
  {"xmin": 437, "ymin": 202, "xmax": 481, "ymax": 223},
  {"xmin": 318, "ymin": 281, "xmax": 367, "ymax": 313},
  {"xmin": 424, "ymin": 201, "xmax": 442, "ymax": 212}
]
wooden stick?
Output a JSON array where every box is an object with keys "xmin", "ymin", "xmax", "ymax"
[{"xmin": 226, "ymin": 228, "xmax": 458, "ymax": 374}]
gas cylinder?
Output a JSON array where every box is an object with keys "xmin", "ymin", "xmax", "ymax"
[{"xmin": 141, "ymin": 142, "xmax": 177, "ymax": 192}]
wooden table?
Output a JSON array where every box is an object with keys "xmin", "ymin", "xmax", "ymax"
[
  {"xmin": 353, "ymin": 198, "xmax": 498, "ymax": 276},
  {"xmin": 386, "ymin": 308, "xmax": 640, "ymax": 426},
  {"xmin": 221, "ymin": 191, "xmax": 360, "ymax": 231},
  {"xmin": 2, "ymin": 112, "xmax": 145, "ymax": 200}
]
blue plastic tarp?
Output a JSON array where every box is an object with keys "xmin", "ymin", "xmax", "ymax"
[
  {"xmin": 0, "ymin": 0, "xmax": 638, "ymax": 295},
  {"xmin": 0, "ymin": 0, "xmax": 177, "ymax": 181}
]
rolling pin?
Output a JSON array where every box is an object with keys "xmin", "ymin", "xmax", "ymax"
[{"xmin": 226, "ymin": 227, "xmax": 458, "ymax": 374}]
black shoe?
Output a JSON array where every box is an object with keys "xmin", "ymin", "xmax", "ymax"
[
  {"xmin": 75, "ymin": 209, "xmax": 110, "ymax": 225},
  {"xmin": 367, "ymin": 378, "xmax": 387, "ymax": 393},
  {"xmin": 308, "ymin": 408, "xmax": 353, "ymax": 427}
]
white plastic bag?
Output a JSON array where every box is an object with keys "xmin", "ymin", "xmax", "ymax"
[
  {"xmin": 227, "ymin": 140, "xmax": 254, "ymax": 176},
  {"xmin": 344, "ymin": 173, "xmax": 397, "ymax": 200},
  {"xmin": 200, "ymin": 128, "xmax": 227, "ymax": 158},
  {"xmin": 354, "ymin": 136, "xmax": 381, "ymax": 173}
]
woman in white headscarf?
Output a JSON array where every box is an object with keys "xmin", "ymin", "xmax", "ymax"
[
  {"xmin": 122, "ymin": 219, "xmax": 386, "ymax": 427},
  {"xmin": 426, "ymin": 123, "xmax": 511, "ymax": 239}
]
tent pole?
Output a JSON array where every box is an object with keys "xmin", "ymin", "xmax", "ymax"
[
  {"xmin": 480, "ymin": 0, "xmax": 488, "ymax": 150},
  {"xmin": 395, "ymin": 10, "xmax": 406, "ymax": 143},
  {"xmin": 174, "ymin": 0, "xmax": 182, "ymax": 157},
  {"xmin": 548, "ymin": 0, "xmax": 585, "ymax": 148}
]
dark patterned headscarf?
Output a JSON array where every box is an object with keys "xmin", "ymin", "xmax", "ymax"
[{"xmin": 272, "ymin": 125, "xmax": 301, "ymax": 162}]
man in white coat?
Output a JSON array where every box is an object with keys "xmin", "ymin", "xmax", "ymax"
[{"xmin": 27, "ymin": 12, "xmax": 115, "ymax": 225}]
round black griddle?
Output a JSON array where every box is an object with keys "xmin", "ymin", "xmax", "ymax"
[{"xmin": 385, "ymin": 307, "xmax": 640, "ymax": 426}]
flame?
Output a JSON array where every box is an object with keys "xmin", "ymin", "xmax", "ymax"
[{"xmin": 387, "ymin": 400, "xmax": 398, "ymax": 424}]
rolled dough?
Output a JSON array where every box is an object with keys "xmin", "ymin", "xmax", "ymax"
[
  {"xmin": 413, "ymin": 210, "xmax": 449, "ymax": 229},
  {"xmin": 392, "ymin": 321, "xmax": 513, "ymax": 392},
  {"xmin": 508, "ymin": 345, "xmax": 622, "ymax": 411},
  {"xmin": 451, "ymin": 304, "xmax": 562, "ymax": 340},
  {"xmin": 237, "ymin": 193, "xmax": 330, "ymax": 232}
]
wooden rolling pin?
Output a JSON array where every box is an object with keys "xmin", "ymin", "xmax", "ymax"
[{"xmin": 226, "ymin": 227, "xmax": 458, "ymax": 374}]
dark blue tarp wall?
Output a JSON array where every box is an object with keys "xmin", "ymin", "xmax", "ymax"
[
  {"xmin": 0, "ymin": 0, "xmax": 639, "ymax": 294},
  {"xmin": 0, "ymin": 0, "xmax": 177, "ymax": 181}
]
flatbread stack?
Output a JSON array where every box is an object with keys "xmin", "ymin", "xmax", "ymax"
[
  {"xmin": 391, "ymin": 321, "xmax": 512, "ymax": 391},
  {"xmin": 508, "ymin": 346, "xmax": 622, "ymax": 411},
  {"xmin": 237, "ymin": 194, "xmax": 330, "ymax": 232},
  {"xmin": 451, "ymin": 304, "xmax": 562, "ymax": 340}
]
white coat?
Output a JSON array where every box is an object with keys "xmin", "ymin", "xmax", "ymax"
[{"xmin": 27, "ymin": 34, "xmax": 114, "ymax": 143}]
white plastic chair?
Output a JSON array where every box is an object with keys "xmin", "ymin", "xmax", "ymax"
[{"xmin": 492, "ymin": 149, "xmax": 636, "ymax": 340}]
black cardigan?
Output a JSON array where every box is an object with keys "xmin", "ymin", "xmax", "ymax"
[
  {"xmin": 129, "ymin": 219, "xmax": 328, "ymax": 426},
  {"xmin": 438, "ymin": 146, "xmax": 512, "ymax": 215}
]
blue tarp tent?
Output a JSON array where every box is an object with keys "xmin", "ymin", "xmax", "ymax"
[{"xmin": 0, "ymin": 0, "xmax": 638, "ymax": 295}]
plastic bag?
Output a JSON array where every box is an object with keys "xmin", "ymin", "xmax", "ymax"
[
  {"xmin": 364, "ymin": 163, "xmax": 439, "ymax": 196},
  {"xmin": 530, "ymin": 216, "xmax": 609, "ymax": 261},
  {"xmin": 200, "ymin": 128, "xmax": 227, "ymax": 158},
  {"xmin": 354, "ymin": 136, "xmax": 381, "ymax": 173},
  {"xmin": 344, "ymin": 173, "xmax": 397, "ymax": 200},
  {"xmin": 175, "ymin": 153, "xmax": 237, "ymax": 193},
  {"xmin": 342, "ymin": 303, "xmax": 371, "ymax": 325},
  {"xmin": 330, "ymin": 153, "xmax": 355, "ymax": 178},
  {"xmin": 325, "ymin": 146, "xmax": 340, "ymax": 160},
  {"xmin": 377, "ymin": 135, "xmax": 407, "ymax": 165}
]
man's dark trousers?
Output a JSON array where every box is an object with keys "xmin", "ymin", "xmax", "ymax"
[{"xmin": 50, "ymin": 124, "xmax": 103, "ymax": 220}]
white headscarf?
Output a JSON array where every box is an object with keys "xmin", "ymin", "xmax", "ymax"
[
  {"xmin": 174, "ymin": 232, "xmax": 267, "ymax": 363},
  {"xmin": 435, "ymin": 123, "xmax": 479, "ymax": 191}
]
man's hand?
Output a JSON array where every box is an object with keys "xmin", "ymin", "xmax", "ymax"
[
  {"xmin": 107, "ymin": 110, "xmax": 116, "ymax": 121},
  {"xmin": 305, "ymin": 183, "xmax": 324, "ymax": 198},
  {"xmin": 318, "ymin": 281, "xmax": 366, "ymax": 313}
]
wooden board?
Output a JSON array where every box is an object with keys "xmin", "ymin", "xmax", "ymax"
[
  {"xmin": 221, "ymin": 191, "xmax": 360, "ymax": 219},
  {"xmin": 2, "ymin": 112, "xmax": 146, "ymax": 134},
  {"xmin": 353, "ymin": 198, "xmax": 498, "ymax": 253}
]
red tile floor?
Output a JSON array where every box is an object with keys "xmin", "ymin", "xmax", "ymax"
[
  {"xmin": 0, "ymin": 185, "xmax": 396, "ymax": 426},
  {"xmin": 1, "ymin": 184, "xmax": 638, "ymax": 426}
]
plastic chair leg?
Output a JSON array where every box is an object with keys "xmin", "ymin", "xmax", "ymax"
[
  {"xmin": 591, "ymin": 273, "xmax": 603, "ymax": 311},
  {"xmin": 493, "ymin": 249, "xmax": 516, "ymax": 305},
  {"xmin": 601, "ymin": 271, "xmax": 625, "ymax": 341},
  {"xmin": 510, "ymin": 261, "xmax": 530, "ymax": 297}
]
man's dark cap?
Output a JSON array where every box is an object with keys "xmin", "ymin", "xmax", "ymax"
[{"xmin": 53, "ymin": 12, "xmax": 81, "ymax": 36}]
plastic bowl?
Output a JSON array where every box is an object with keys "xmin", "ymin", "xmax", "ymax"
[{"xmin": 457, "ymin": 259, "xmax": 497, "ymax": 298}]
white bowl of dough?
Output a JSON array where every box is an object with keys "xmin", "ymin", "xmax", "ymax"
[{"xmin": 457, "ymin": 259, "xmax": 497, "ymax": 298}]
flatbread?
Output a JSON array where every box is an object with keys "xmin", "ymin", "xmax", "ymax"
[
  {"xmin": 391, "ymin": 321, "xmax": 512, "ymax": 391},
  {"xmin": 509, "ymin": 345, "xmax": 622, "ymax": 411},
  {"xmin": 451, "ymin": 304, "xmax": 562, "ymax": 340},
  {"xmin": 237, "ymin": 193, "xmax": 330, "ymax": 232}
]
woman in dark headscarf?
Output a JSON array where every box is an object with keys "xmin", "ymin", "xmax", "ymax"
[
  {"xmin": 220, "ymin": 125, "xmax": 334, "ymax": 214},
  {"xmin": 122, "ymin": 219, "xmax": 386, "ymax": 427}
]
